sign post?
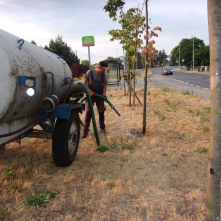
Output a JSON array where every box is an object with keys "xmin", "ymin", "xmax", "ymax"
[{"xmin": 82, "ymin": 36, "xmax": 95, "ymax": 69}]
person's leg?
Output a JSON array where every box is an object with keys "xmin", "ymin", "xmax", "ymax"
[
  {"xmin": 99, "ymin": 112, "xmax": 105, "ymax": 130},
  {"xmin": 82, "ymin": 99, "xmax": 93, "ymax": 138},
  {"xmin": 95, "ymin": 97, "xmax": 106, "ymax": 132},
  {"xmin": 82, "ymin": 111, "xmax": 91, "ymax": 138}
]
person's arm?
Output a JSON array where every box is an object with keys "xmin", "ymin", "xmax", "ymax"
[
  {"xmin": 103, "ymin": 73, "xmax": 107, "ymax": 96},
  {"xmin": 103, "ymin": 84, "xmax": 107, "ymax": 96},
  {"xmin": 83, "ymin": 74, "xmax": 95, "ymax": 96}
]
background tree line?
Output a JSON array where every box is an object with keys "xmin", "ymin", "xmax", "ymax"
[{"xmin": 170, "ymin": 37, "xmax": 209, "ymax": 67}]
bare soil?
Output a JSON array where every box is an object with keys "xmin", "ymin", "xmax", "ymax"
[{"xmin": 0, "ymin": 87, "xmax": 210, "ymax": 221}]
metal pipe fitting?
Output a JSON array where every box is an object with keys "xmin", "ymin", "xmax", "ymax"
[{"xmin": 41, "ymin": 84, "xmax": 84, "ymax": 112}]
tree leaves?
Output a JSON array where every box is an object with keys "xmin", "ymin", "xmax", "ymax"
[
  {"xmin": 45, "ymin": 35, "xmax": 79, "ymax": 66},
  {"xmin": 171, "ymin": 38, "xmax": 208, "ymax": 66}
]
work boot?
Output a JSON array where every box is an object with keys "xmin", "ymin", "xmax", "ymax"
[
  {"xmin": 82, "ymin": 111, "xmax": 91, "ymax": 138},
  {"xmin": 100, "ymin": 128, "xmax": 106, "ymax": 134},
  {"xmin": 82, "ymin": 129, "xmax": 88, "ymax": 139},
  {"xmin": 99, "ymin": 112, "xmax": 105, "ymax": 131}
]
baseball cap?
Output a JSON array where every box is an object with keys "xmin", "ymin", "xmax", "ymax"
[{"xmin": 99, "ymin": 61, "xmax": 109, "ymax": 70}]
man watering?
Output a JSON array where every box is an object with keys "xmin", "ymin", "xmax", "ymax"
[{"xmin": 82, "ymin": 61, "xmax": 108, "ymax": 138}]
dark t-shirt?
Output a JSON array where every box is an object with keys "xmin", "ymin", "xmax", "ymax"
[{"xmin": 84, "ymin": 69, "xmax": 107, "ymax": 85}]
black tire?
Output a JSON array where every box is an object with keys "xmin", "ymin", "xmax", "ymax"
[{"xmin": 52, "ymin": 110, "xmax": 80, "ymax": 167}]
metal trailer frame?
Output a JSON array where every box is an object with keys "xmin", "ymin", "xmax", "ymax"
[{"xmin": 0, "ymin": 102, "xmax": 83, "ymax": 153}]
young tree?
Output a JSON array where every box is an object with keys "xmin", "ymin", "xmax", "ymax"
[
  {"xmin": 45, "ymin": 35, "xmax": 79, "ymax": 66},
  {"xmin": 104, "ymin": 2, "xmax": 145, "ymax": 106}
]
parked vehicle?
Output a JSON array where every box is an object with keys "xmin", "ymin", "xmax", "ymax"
[{"xmin": 162, "ymin": 66, "xmax": 173, "ymax": 75}]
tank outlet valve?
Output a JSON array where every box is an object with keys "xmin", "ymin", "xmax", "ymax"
[{"xmin": 42, "ymin": 95, "xmax": 59, "ymax": 112}]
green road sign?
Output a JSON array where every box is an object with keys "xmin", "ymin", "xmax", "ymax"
[{"xmin": 82, "ymin": 36, "xmax": 95, "ymax": 47}]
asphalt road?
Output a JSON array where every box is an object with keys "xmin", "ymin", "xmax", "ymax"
[
  {"xmin": 146, "ymin": 68, "xmax": 210, "ymax": 98},
  {"xmin": 161, "ymin": 68, "xmax": 210, "ymax": 89},
  {"xmin": 110, "ymin": 68, "xmax": 210, "ymax": 99}
]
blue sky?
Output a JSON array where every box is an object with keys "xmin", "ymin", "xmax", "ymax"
[{"xmin": 0, "ymin": 0, "xmax": 208, "ymax": 64}]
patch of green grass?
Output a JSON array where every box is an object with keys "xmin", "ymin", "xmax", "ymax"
[
  {"xmin": 200, "ymin": 115, "xmax": 210, "ymax": 123},
  {"xmin": 9, "ymin": 183, "xmax": 18, "ymax": 190},
  {"xmin": 24, "ymin": 189, "xmax": 59, "ymax": 208},
  {"xmin": 148, "ymin": 91, "xmax": 151, "ymax": 95},
  {"xmin": 196, "ymin": 110, "xmax": 210, "ymax": 123},
  {"xmin": 107, "ymin": 182, "xmax": 115, "ymax": 188},
  {"xmin": 172, "ymin": 106, "xmax": 177, "ymax": 111},
  {"xmin": 188, "ymin": 109, "xmax": 194, "ymax": 114},
  {"xmin": 163, "ymin": 87, "xmax": 173, "ymax": 92},
  {"xmin": 119, "ymin": 137, "xmax": 137, "ymax": 150},
  {"xmin": 196, "ymin": 110, "xmax": 201, "ymax": 116},
  {"xmin": 159, "ymin": 114, "xmax": 166, "ymax": 121},
  {"xmin": 164, "ymin": 99, "xmax": 170, "ymax": 106},
  {"xmin": 3, "ymin": 169, "xmax": 14, "ymax": 178},
  {"xmin": 182, "ymin": 90, "xmax": 192, "ymax": 95},
  {"xmin": 96, "ymin": 145, "xmax": 109, "ymax": 152},
  {"xmin": 0, "ymin": 209, "xmax": 8, "ymax": 221},
  {"xmin": 203, "ymin": 107, "xmax": 211, "ymax": 113},
  {"xmin": 107, "ymin": 137, "xmax": 137, "ymax": 151},
  {"xmin": 196, "ymin": 146, "xmax": 208, "ymax": 154},
  {"xmin": 199, "ymin": 125, "xmax": 210, "ymax": 132},
  {"xmin": 107, "ymin": 138, "xmax": 118, "ymax": 149},
  {"xmin": 153, "ymin": 110, "xmax": 166, "ymax": 121}
]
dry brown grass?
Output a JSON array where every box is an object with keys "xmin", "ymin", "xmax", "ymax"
[{"xmin": 0, "ymin": 87, "xmax": 210, "ymax": 221}]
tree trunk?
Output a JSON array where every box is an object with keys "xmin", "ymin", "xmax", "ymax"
[
  {"xmin": 142, "ymin": 0, "xmax": 148, "ymax": 135},
  {"xmin": 129, "ymin": 72, "xmax": 131, "ymax": 106},
  {"xmin": 207, "ymin": 0, "xmax": 221, "ymax": 220},
  {"xmin": 127, "ymin": 58, "xmax": 132, "ymax": 106},
  {"xmin": 133, "ymin": 76, "xmax": 135, "ymax": 105},
  {"xmin": 125, "ymin": 79, "xmax": 142, "ymax": 105},
  {"xmin": 124, "ymin": 78, "xmax": 126, "ymax": 95}
]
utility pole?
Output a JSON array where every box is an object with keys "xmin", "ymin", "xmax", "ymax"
[
  {"xmin": 88, "ymin": 47, "xmax": 91, "ymax": 69},
  {"xmin": 207, "ymin": 0, "xmax": 221, "ymax": 220},
  {"xmin": 179, "ymin": 43, "xmax": 181, "ymax": 69},
  {"xmin": 142, "ymin": 0, "xmax": 148, "ymax": 134},
  {"xmin": 192, "ymin": 37, "xmax": 194, "ymax": 71}
]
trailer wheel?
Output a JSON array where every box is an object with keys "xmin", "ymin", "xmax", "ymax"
[{"xmin": 52, "ymin": 110, "xmax": 80, "ymax": 167}]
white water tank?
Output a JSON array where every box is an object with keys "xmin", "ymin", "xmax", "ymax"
[{"xmin": 0, "ymin": 29, "xmax": 72, "ymax": 145}]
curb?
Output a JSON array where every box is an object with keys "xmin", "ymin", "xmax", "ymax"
[{"xmin": 174, "ymin": 68, "xmax": 209, "ymax": 75}]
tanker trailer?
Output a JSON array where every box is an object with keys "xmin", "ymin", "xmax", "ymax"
[{"xmin": 0, "ymin": 29, "xmax": 84, "ymax": 167}]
